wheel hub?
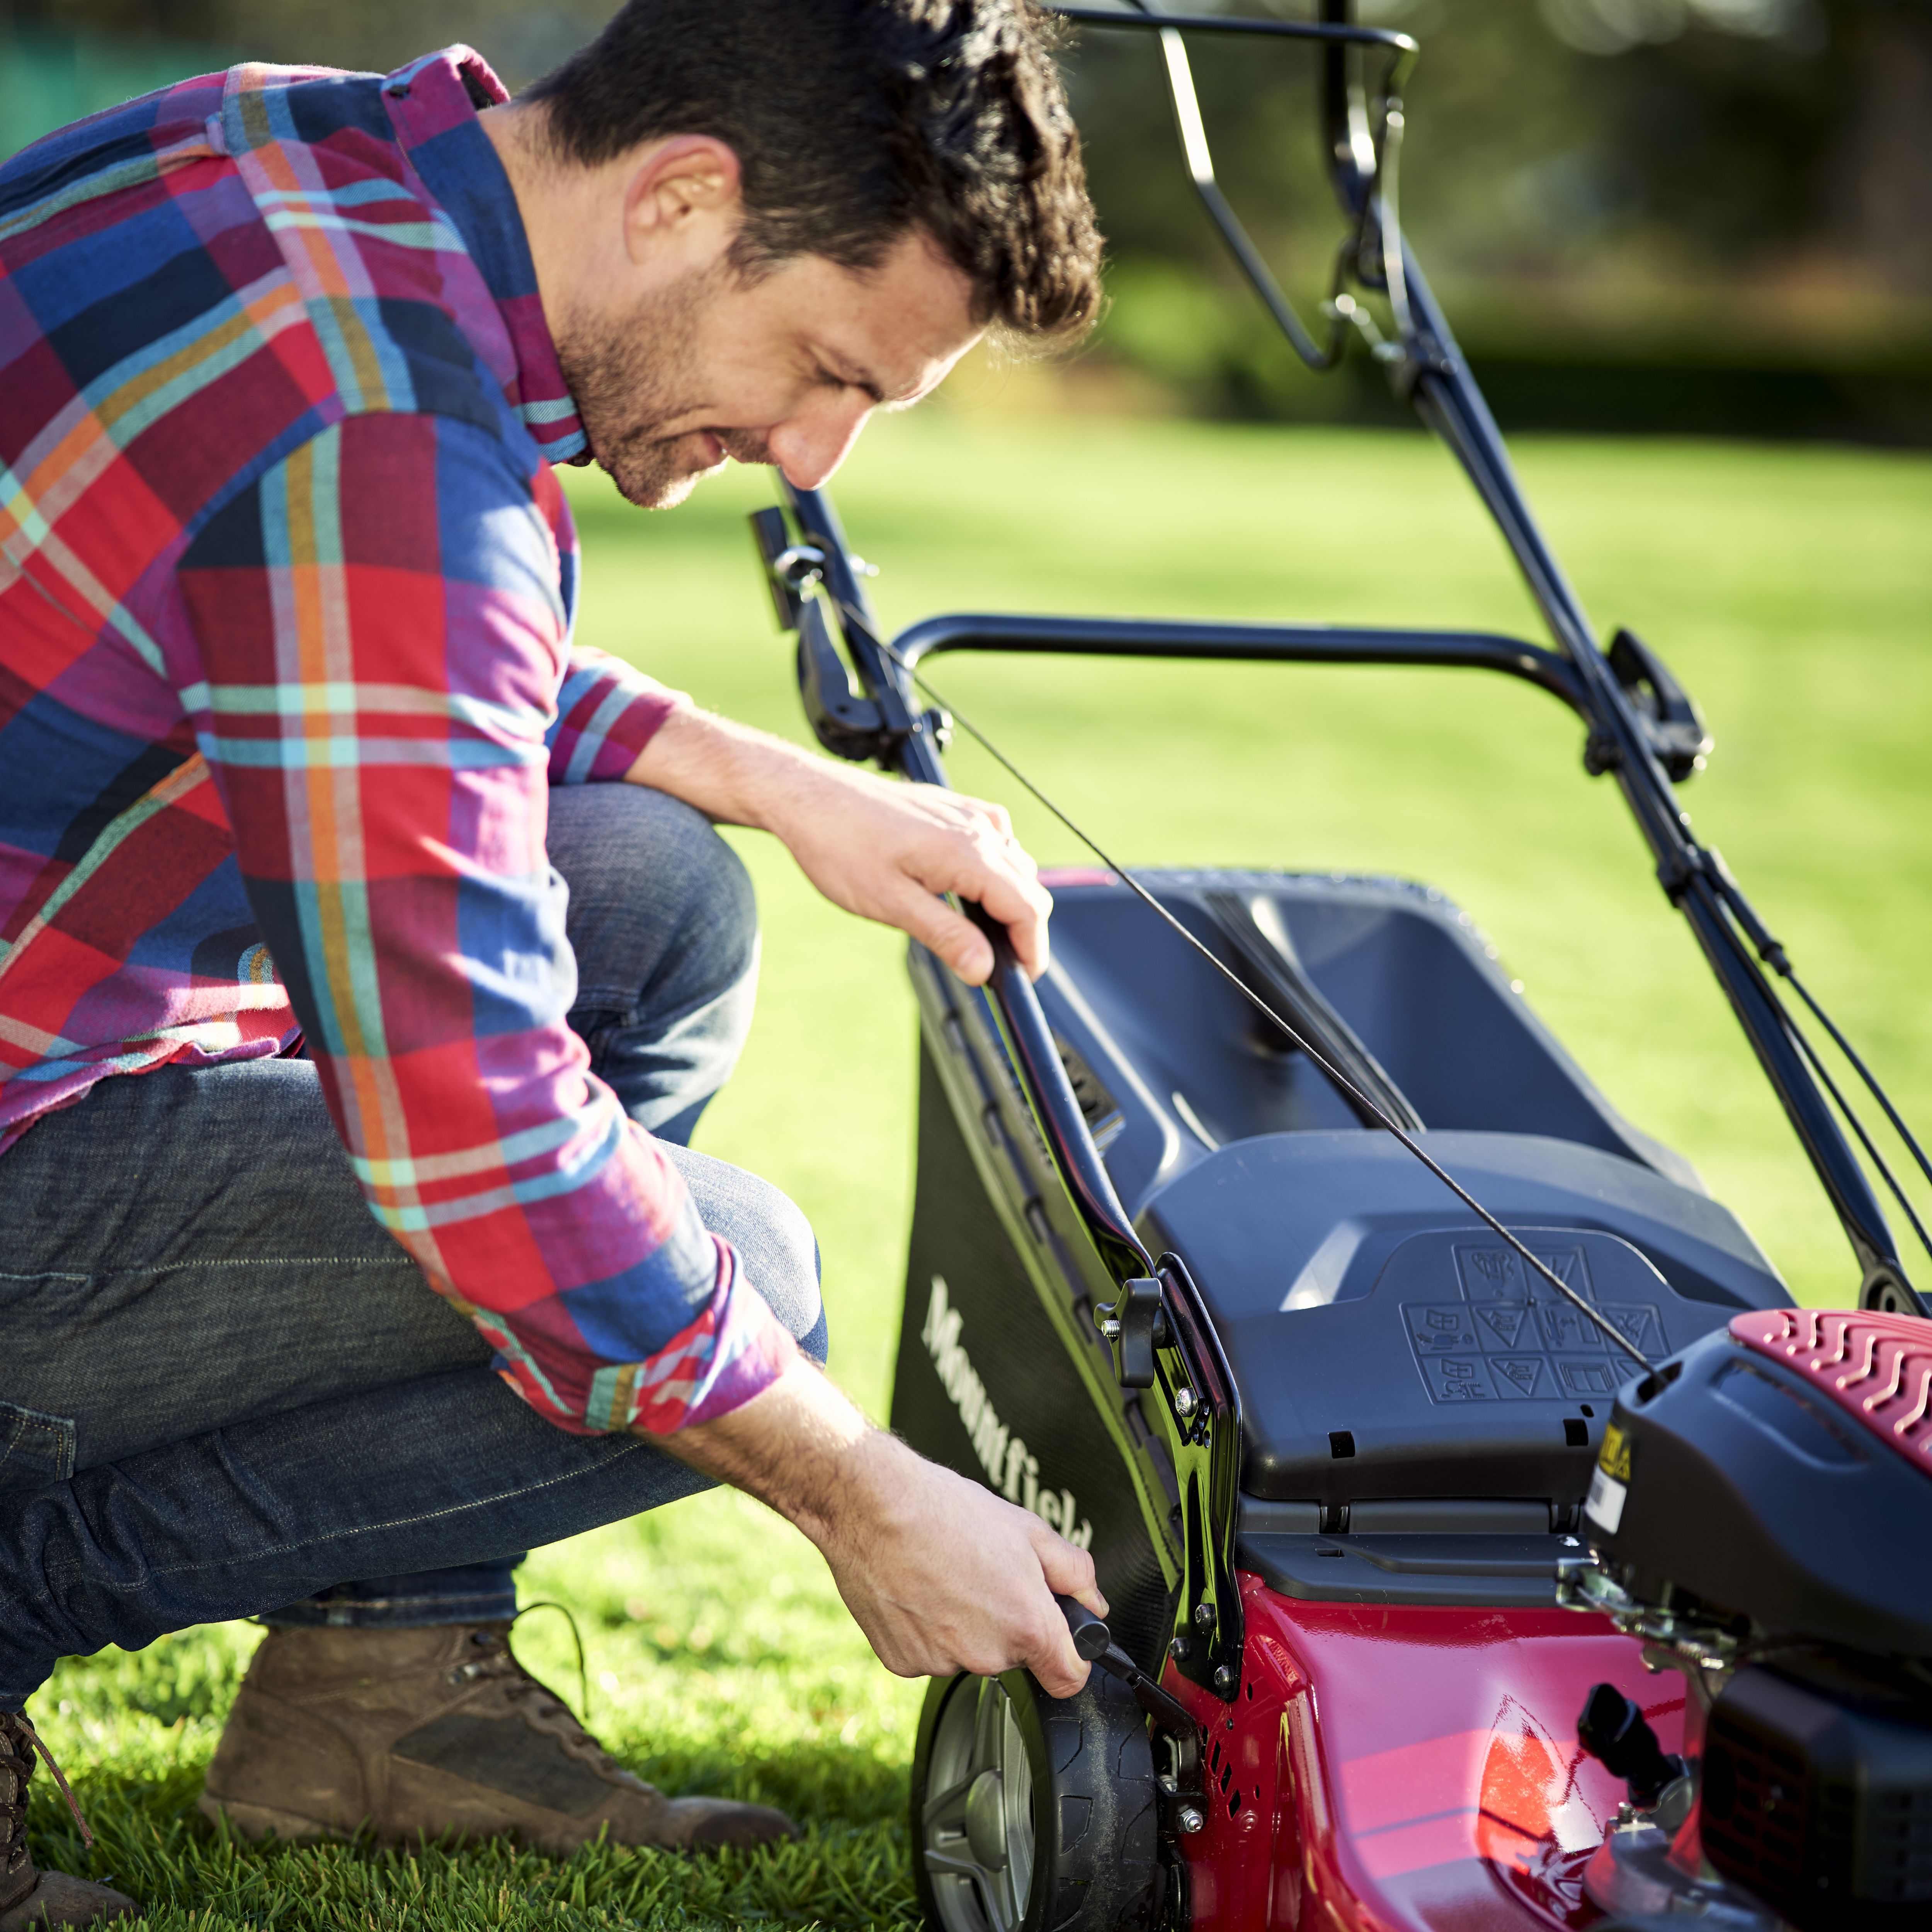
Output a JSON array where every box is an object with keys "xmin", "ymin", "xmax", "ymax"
[
  {"xmin": 922, "ymin": 1677, "xmax": 1037, "ymax": 1931},
  {"xmin": 964, "ymin": 1768, "xmax": 1008, "ymax": 1870}
]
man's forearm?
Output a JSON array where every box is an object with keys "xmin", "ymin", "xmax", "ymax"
[
  {"xmin": 623, "ymin": 701, "xmax": 820, "ymax": 833},
  {"xmin": 622, "ymin": 699, "xmax": 1053, "ymax": 984},
  {"xmin": 658, "ymin": 1358, "xmax": 1103, "ymax": 1694},
  {"xmin": 662, "ymin": 1350, "xmax": 876, "ymax": 1548}
]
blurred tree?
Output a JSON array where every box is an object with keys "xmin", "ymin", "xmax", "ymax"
[
  {"xmin": 1054, "ymin": 0, "xmax": 1932, "ymax": 433},
  {"xmin": 4, "ymin": 0, "xmax": 1927, "ymax": 433}
]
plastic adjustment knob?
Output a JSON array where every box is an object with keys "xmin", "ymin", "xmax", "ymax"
[
  {"xmin": 1055, "ymin": 1594, "xmax": 1111, "ymax": 1663},
  {"xmin": 1103, "ymin": 1278, "xmax": 1170, "ymax": 1389},
  {"xmin": 1577, "ymin": 1681, "xmax": 1685, "ymax": 1810}
]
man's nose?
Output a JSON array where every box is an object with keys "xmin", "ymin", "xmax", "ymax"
[{"xmin": 769, "ymin": 393, "xmax": 874, "ymax": 492}]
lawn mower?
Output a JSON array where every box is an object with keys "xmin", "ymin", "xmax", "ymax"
[{"xmin": 743, "ymin": 5, "xmax": 1932, "ymax": 1927}]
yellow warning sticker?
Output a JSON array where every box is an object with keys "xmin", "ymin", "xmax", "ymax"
[{"xmin": 1597, "ymin": 1422, "xmax": 1632, "ymax": 1483}]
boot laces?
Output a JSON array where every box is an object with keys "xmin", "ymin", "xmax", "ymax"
[
  {"xmin": 2, "ymin": 1714, "xmax": 92, "ymax": 1849},
  {"xmin": 452, "ymin": 1606, "xmax": 610, "ymax": 1765}
]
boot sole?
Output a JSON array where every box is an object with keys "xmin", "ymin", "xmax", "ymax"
[{"xmin": 197, "ymin": 1793, "xmax": 337, "ymax": 1844}]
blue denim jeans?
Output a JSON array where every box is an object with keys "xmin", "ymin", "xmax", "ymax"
[{"xmin": 0, "ymin": 785, "xmax": 825, "ymax": 1707}]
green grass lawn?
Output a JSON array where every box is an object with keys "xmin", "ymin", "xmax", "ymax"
[{"xmin": 32, "ymin": 412, "xmax": 1932, "ymax": 1928}]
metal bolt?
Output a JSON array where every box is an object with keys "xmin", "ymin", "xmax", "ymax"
[
  {"xmin": 1177, "ymin": 1807, "xmax": 1204, "ymax": 1835},
  {"xmin": 1169, "ymin": 1634, "xmax": 1192, "ymax": 1662},
  {"xmin": 1099, "ymin": 1318, "xmax": 1121, "ymax": 1338},
  {"xmin": 1213, "ymin": 1665, "xmax": 1236, "ymax": 1696},
  {"xmin": 1173, "ymin": 1387, "xmax": 1197, "ymax": 1418},
  {"xmin": 1193, "ymin": 1600, "xmax": 1216, "ymax": 1632}
]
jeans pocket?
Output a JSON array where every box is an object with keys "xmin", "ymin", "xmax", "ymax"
[{"xmin": 0, "ymin": 1402, "xmax": 76, "ymax": 1487}]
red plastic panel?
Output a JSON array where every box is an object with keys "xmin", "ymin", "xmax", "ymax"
[
  {"xmin": 1169, "ymin": 1575, "xmax": 1675, "ymax": 1930},
  {"xmin": 1731, "ymin": 1307, "xmax": 1932, "ymax": 1476}
]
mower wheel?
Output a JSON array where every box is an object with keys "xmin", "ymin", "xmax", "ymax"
[{"xmin": 910, "ymin": 1664, "xmax": 1162, "ymax": 1932}]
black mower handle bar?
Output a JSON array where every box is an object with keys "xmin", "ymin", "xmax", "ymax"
[{"xmin": 963, "ymin": 901, "xmax": 1156, "ymax": 1286}]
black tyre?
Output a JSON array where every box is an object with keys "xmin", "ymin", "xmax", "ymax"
[{"xmin": 910, "ymin": 1665, "xmax": 1162, "ymax": 1932}]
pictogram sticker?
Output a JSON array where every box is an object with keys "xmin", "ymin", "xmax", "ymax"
[
  {"xmin": 1555, "ymin": 1357, "xmax": 1620, "ymax": 1396},
  {"xmin": 1490, "ymin": 1355, "xmax": 1547, "ymax": 1398},
  {"xmin": 1425, "ymin": 1356, "xmax": 1494, "ymax": 1401},
  {"xmin": 1537, "ymin": 1301, "xmax": 1605, "ymax": 1352},
  {"xmin": 1476, "ymin": 1304, "xmax": 1531, "ymax": 1349},
  {"xmin": 1599, "ymin": 1304, "xmax": 1660, "ymax": 1353},
  {"xmin": 1403, "ymin": 1240, "xmax": 1668, "ymax": 1405},
  {"xmin": 1405, "ymin": 1304, "xmax": 1480, "ymax": 1353}
]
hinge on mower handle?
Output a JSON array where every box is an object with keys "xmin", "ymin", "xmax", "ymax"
[
  {"xmin": 1099, "ymin": 1262, "xmax": 1245, "ymax": 1703},
  {"xmin": 1099, "ymin": 1278, "xmax": 1168, "ymax": 1388},
  {"xmin": 1583, "ymin": 627, "xmax": 1714, "ymax": 783},
  {"xmin": 797, "ymin": 599, "xmax": 903, "ymax": 764},
  {"xmin": 748, "ymin": 506, "xmax": 908, "ymax": 764}
]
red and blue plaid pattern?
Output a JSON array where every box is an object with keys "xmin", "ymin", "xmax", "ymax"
[{"xmin": 0, "ymin": 48, "xmax": 796, "ymax": 1434}]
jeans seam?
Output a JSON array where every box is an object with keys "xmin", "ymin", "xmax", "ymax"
[
  {"xmin": 274, "ymin": 1588, "xmax": 514, "ymax": 1612},
  {"xmin": 0, "ymin": 1258, "xmax": 417, "ymax": 1284},
  {"xmin": 38, "ymin": 1434, "xmax": 661, "ymax": 1602}
]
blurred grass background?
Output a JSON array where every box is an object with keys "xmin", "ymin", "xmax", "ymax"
[
  {"xmin": 9, "ymin": 0, "xmax": 1932, "ymax": 1922},
  {"xmin": 28, "ymin": 408, "xmax": 1932, "ymax": 1926}
]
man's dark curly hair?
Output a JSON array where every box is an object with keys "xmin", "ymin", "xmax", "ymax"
[{"xmin": 524, "ymin": 0, "xmax": 1102, "ymax": 344}]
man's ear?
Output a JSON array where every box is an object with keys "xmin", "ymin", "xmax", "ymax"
[{"xmin": 622, "ymin": 134, "xmax": 745, "ymax": 267}]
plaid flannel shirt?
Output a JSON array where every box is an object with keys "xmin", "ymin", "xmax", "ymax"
[{"xmin": 0, "ymin": 47, "xmax": 796, "ymax": 1434}]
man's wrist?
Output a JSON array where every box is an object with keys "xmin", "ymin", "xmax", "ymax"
[
  {"xmin": 788, "ymin": 1421, "xmax": 912, "ymax": 1554},
  {"xmin": 656, "ymin": 1350, "xmax": 888, "ymax": 1548}
]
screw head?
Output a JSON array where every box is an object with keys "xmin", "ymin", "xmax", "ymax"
[
  {"xmin": 1213, "ymin": 1665, "xmax": 1236, "ymax": 1696},
  {"xmin": 1192, "ymin": 1600, "xmax": 1216, "ymax": 1632},
  {"xmin": 1173, "ymin": 1387, "xmax": 1197, "ymax": 1418},
  {"xmin": 1177, "ymin": 1806, "xmax": 1204, "ymax": 1835},
  {"xmin": 1169, "ymin": 1634, "xmax": 1192, "ymax": 1662}
]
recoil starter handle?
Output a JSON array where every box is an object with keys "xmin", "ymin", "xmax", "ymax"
[{"xmin": 1054, "ymin": 1594, "xmax": 1198, "ymax": 1736}]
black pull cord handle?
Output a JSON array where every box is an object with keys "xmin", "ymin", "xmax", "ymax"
[
  {"xmin": 1053, "ymin": 1594, "xmax": 1199, "ymax": 1735},
  {"xmin": 1055, "ymin": 1592, "xmax": 1112, "ymax": 1661}
]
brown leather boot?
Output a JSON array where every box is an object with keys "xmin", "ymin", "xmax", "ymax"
[
  {"xmin": 0, "ymin": 1714, "xmax": 135, "ymax": 1930},
  {"xmin": 197, "ymin": 1624, "xmax": 797, "ymax": 1855}
]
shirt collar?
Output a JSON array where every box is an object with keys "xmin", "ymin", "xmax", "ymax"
[{"xmin": 380, "ymin": 47, "xmax": 588, "ymax": 465}]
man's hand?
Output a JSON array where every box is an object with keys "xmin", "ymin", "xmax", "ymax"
[
  {"xmin": 667, "ymin": 1354, "xmax": 1105, "ymax": 1697},
  {"xmin": 625, "ymin": 704, "xmax": 1050, "ymax": 983}
]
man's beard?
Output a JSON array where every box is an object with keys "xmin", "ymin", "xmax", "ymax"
[{"xmin": 554, "ymin": 263, "xmax": 772, "ymax": 509}]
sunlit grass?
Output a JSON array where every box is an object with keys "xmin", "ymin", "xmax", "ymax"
[{"xmin": 34, "ymin": 412, "xmax": 1931, "ymax": 1925}]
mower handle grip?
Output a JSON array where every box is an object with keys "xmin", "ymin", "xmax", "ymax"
[
  {"xmin": 1054, "ymin": 1593, "xmax": 1112, "ymax": 1662},
  {"xmin": 1053, "ymin": 1595, "xmax": 1203, "ymax": 1738}
]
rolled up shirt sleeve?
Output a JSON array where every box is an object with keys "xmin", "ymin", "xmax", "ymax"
[
  {"xmin": 169, "ymin": 410, "xmax": 794, "ymax": 1433},
  {"xmin": 547, "ymin": 645, "xmax": 688, "ymax": 785}
]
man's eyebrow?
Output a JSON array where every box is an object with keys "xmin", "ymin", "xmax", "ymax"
[{"xmin": 820, "ymin": 350, "xmax": 905, "ymax": 406}]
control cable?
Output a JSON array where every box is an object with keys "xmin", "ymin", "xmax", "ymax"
[{"xmin": 845, "ymin": 599, "xmax": 1654, "ymax": 1370}]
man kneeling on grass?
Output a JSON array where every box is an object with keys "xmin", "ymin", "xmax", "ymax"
[{"xmin": 0, "ymin": 2, "xmax": 1105, "ymax": 1919}]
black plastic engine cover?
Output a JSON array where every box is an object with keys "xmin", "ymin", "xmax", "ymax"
[
  {"xmin": 1702, "ymin": 1653, "xmax": 1932, "ymax": 1929},
  {"xmin": 1138, "ymin": 1133, "xmax": 1781, "ymax": 1508},
  {"xmin": 1587, "ymin": 1327, "xmax": 1932, "ymax": 1655}
]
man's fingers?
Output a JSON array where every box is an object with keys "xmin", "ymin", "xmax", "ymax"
[
  {"xmin": 886, "ymin": 887, "xmax": 997, "ymax": 985},
  {"xmin": 921, "ymin": 840, "xmax": 1053, "ymax": 981},
  {"xmin": 1018, "ymin": 1525, "xmax": 1105, "ymax": 1697},
  {"xmin": 1037, "ymin": 1535, "xmax": 1107, "ymax": 1622},
  {"xmin": 1029, "ymin": 1633, "xmax": 1091, "ymax": 1701}
]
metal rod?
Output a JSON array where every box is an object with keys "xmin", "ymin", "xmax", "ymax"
[{"xmin": 889, "ymin": 611, "xmax": 1588, "ymax": 713}]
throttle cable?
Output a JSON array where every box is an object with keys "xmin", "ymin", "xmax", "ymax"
[{"xmin": 843, "ymin": 597, "xmax": 1655, "ymax": 1371}]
